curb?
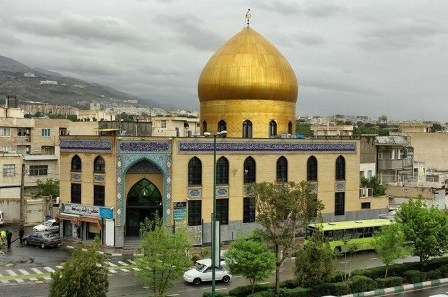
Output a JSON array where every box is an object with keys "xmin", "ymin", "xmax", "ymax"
[
  {"xmin": 340, "ymin": 277, "xmax": 448, "ymax": 297},
  {"xmin": 62, "ymin": 244, "xmax": 142, "ymax": 258}
]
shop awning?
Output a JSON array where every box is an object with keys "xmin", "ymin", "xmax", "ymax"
[
  {"xmin": 56, "ymin": 213, "xmax": 102, "ymax": 229},
  {"xmin": 78, "ymin": 216, "xmax": 102, "ymax": 230}
]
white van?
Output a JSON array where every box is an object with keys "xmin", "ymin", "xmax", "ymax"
[{"xmin": 0, "ymin": 211, "xmax": 4, "ymax": 225}]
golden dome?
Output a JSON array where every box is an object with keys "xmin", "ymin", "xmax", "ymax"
[{"xmin": 198, "ymin": 27, "xmax": 298, "ymax": 103}]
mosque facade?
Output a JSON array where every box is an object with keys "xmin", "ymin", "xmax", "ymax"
[{"xmin": 57, "ymin": 26, "xmax": 388, "ymax": 247}]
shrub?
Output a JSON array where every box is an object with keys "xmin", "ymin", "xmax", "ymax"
[
  {"xmin": 279, "ymin": 287, "xmax": 311, "ymax": 297},
  {"xmin": 229, "ymin": 284, "xmax": 274, "ymax": 297},
  {"xmin": 280, "ymin": 279, "xmax": 299, "ymax": 289},
  {"xmin": 403, "ymin": 270, "xmax": 422, "ymax": 284},
  {"xmin": 203, "ymin": 293, "xmax": 230, "ymax": 297},
  {"xmin": 311, "ymin": 282, "xmax": 350, "ymax": 296},
  {"xmin": 375, "ymin": 276, "xmax": 402, "ymax": 288},
  {"xmin": 349, "ymin": 275, "xmax": 377, "ymax": 293},
  {"xmin": 247, "ymin": 290, "xmax": 277, "ymax": 297},
  {"xmin": 424, "ymin": 269, "xmax": 442, "ymax": 281}
]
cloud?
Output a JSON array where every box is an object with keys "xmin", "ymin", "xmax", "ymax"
[
  {"xmin": 276, "ymin": 31, "xmax": 326, "ymax": 48},
  {"xmin": 303, "ymin": 0, "xmax": 345, "ymax": 18},
  {"xmin": 10, "ymin": 12, "xmax": 153, "ymax": 50}
]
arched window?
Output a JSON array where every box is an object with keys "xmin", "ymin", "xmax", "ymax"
[
  {"xmin": 307, "ymin": 156, "xmax": 318, "ymax": 181},
  {"xmin": 216, "ymin": 157, "xmax": 229, "ymax": 185},
  {"xmin": 218, "ymin": 120, "xmax": 227, "ymax": 134},
  {"xmin": 269, "ymin": 120, "xmax": 277, "ymax": 137},
  {"xmin": 188, "ymin": 157, "xmax": 202, "ymax": 186},
  {"xmin": 336, "ymin": 156, "xmax": 345, "ymax": 180},
  {"xmin": 242, "ymin": 120, "xmax": 253, "ymax": 138},
  {"xmin": 202, "ymin": 120, "xmax": 207, "ymax": 134},
  {"xmin": 288, "ymin": 121, "xmax": 293, "ymax": 134},
  {"xmin": 243, "ymin": 157, "xmax": 256, "ymax": 184},
  {"xmin": 93, "ymin": 156, "xmax": 105, "ymax": 173},
  {"xmin": 276, "ymin": 156, "xmax": 288, "ymax": 182},
  {"xmin": 71, "ymin": 155, "xmax": 81, "ymax": 172}
]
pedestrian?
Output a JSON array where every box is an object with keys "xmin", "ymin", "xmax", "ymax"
[
  {"xmin": 6, "ymin": 230, "xmax": 12, "ymax": 248},
  {"xmin": 19, "ymin": 225, "xmax": 24, "ymax": 244}
]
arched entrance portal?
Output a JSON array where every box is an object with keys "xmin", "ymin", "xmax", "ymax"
[{"xmin": 126, "ymin": 178, "xmax": 163, "ymax": 236}]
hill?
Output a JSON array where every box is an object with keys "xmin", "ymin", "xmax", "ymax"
[{"xmin": 0, "ymin": 55, "xmax": 162, "ymax": 109}]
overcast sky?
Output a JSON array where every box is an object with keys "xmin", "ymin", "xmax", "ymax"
[{"xmin": 1, "ymin": 0, "xmax": 448, "ymax": 121}]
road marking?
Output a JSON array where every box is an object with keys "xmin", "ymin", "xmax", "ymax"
[
  {"xmin": 6, "ymin": 270, "xmax": 24, "ymax": 283},
  {"xmin": 132, "ymin": 267, "xmax": 140, "ymax": 271},
  {"xmin": 31, "ymin": 268, "xmax": 43, "ymax": 274},
  {"xmin": 117, "ymin": 261, "xmax": 128, "ymax": 266},
  {"xmin": 120, "ymin": 269, "xmax": 130, "ymax": 272},
  {"xmin": 106, "ymin": 261, "xmax": 117, "ymax": 267},
  {"xmin": 44, "ymin": 267, "xmax": 55, "ymax": 273},
  {"xmin": 109, "ymin": 270, "xmax": 117, "ymax": 273},
  {"xmin": 127, "ymin": 260, "xmax": 135, "ymax": 264},
  {"xmin": 0, "ymin": 273, "xmax": 8, "ymax": 284},
  {"xmin": 18, "ymin": 269, "xmax": 30, "ymax": 275},
  {"xmin": 56, "ymin": 265, "xmax": 63, "ymax": 269}
]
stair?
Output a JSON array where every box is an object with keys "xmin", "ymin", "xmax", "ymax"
[{"xmin": 123, "ymin": 237, "xmax": 141, "ymax": 250}]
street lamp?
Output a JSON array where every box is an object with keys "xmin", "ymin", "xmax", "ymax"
[{"xmin": 204, "ymin": 130, "xmax": 227, "ymax": 297}]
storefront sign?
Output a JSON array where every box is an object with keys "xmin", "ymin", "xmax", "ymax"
[
  {"xmin": 60, "ymin": 203, "xmax": 99, "ymax": 217},
  {"xmin": 99, "ymin": 207, "xmax": 114, "ymax": 219}
]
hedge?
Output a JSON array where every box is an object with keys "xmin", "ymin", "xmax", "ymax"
[
  {"xmin": 229, "ymin": 284, "xmax": 274, "ymax": 297},
  {"xmin": 202, "ymin": 292, "xmax": 230, "ymax": 297},
  {"xmin": 349, "ymin": 275, "xmax": 377, "ymax": 293},
  {"xmin": 375, "ymin": 276, "xmax": 402, "ymax": 288},
  {"xmin": 403, "ymin": 270, "xmax": 422, "ymax": 284},
  {"xmin": 311, "ymin": 282, "xmax": 350, "ymax": 296}
]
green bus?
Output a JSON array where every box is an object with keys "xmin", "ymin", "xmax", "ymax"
[{"xmin": 306, "ymin": 219, "xmax": 392, "ymax": 254}]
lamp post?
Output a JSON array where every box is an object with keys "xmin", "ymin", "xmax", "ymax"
[{"xmin": 204, "ymin": 130, "xmax": 227, "ymax": 297}]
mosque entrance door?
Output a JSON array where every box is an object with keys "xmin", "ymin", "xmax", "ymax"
[{"xmin": 125, "ymin": 178, "xmax": 163, "ymax": 237}]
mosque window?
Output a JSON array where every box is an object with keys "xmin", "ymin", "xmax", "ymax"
[
  {"xmin": 243, "ymin": 197, "xmax": 256, "ymax": 223},
  {"xmin": 307, "ymin": 156, "xmax": 318, "ymax": 181},
  {"xmin": 94, "ymin": 156, "xmax": 105, "ymax": 173},
  {"xmin": 288, "ymin": 121, "xmax": 293, "ymax": 134},
  {"xmin": 335, "ymin": 192, "xmax": 345, "ymax": 216},
  {"xmin": 276, "ymin": 156, "xmax": 288, "ymax": 182},
  {"xmin": 242, "ymin": 120, "xmax": 253, "ymax": 138},
  {"xmin": 335, "ymin": 156, "xmax": 346, "ymax": 180},
  {"xmin": 188, "ymin": 200, "xmax": 202, "ymax": 226},
  {"xmin": 243, "ymin": 156, "xmax": 256, "ymax": 184},
  {"xmin": 202, "ymin": 121, "xmax": 207, "ymax": 134},
  {"xmin": 269, "ymin": 120, "xmax": 277, "ymax": 137},
  {"xmin": 94, "ymin": 185, "xmax": 105, "ymax": 206},
  {"xmin": 71, "ymin": 155, "xmax": 82, "ymax": 172},
  {"xmin": 218, "ymin": 120, "xmax": 227, "ymax": 135},
  {"xmin": 216, "ymin": 198, "xmax": 229, "ymax": 225},
  {"xmin": 71, "ymin": 183, "xmax": 81, "ymax": 204},
  {"xmin": 216, "ymin": 157, "xmax": 229, "ymax": 185},
  {"xmin": 188, "ymin": 157, "xmax": 202, "ymax": 186}
]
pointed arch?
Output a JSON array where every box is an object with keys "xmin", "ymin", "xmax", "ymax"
[
  {"xmin": 188, "ymin": 157, "xmax": 202, "ymax": 186},
  {"xmin": 288, "ymin": 121, "xmax": 293, "ymax": 134},
  {"xmin": 218, "ymin": 120, "xmax": 227, "ymax": 134},
  {"xmin": 243, "ymin": 156, "xmax": 256, "ymax": 184},
  {"xmin": 276, "ymin": 156, "xmax": 288, "ymax": 182},
  {"xmin": 216, "ymin": 156, "xmax": 229, "ymax": 185},
  {"xmin": 242, "ymin": 120, "xmax": 253, "ymax": 138},
  {"xmin": 336, "ymin": 155, "xmax": 346, "ymax": 180},
  {"xmin": 202, "ymin": 120, "xmax": 207, "ymax": 135},
  {"xmin": 71, "ymin": 155, "xmax": 81, "ymax": 172},
  {"xmin": 307, "ymin": 156, "xmax": 318, "ymax": 181},
  {"xmin": 269, "ymin": 120, "xmax": 277, "ymax": 137},
  {"xmin": 93, "ymin": 156, "xmax": 105, "ymax": 173}
]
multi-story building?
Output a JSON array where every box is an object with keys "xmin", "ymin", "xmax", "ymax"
[{"xmin": 57, "ymin": 25, "xmax": 388, "ymax": 248}]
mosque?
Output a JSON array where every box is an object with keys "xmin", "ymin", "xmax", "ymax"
[{"xmin": 57, "ymin": 21, "xmax": 388, "ymax": 247}]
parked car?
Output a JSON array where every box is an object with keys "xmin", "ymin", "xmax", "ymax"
[
  {"xmin": 23, "ymin": 232, "xmax": 61, "ymax": 248},
  {"xmin": 33, "ymin": 219, "xmax": 59, "ymax": 233},
  {"xmin": 183, "ymin": 258, "xmax": 231, "ymax": 285}
]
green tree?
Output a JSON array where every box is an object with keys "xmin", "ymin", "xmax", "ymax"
[
  {"xmin": 34, "ymin": 178, "xmax": 60, "ymax": 198},
  {"xmin": 396, "ymin": 197, "xmax": 448, "ymax": 269},
  {"xmin": 360, "ymin": 176, "xmax": 386, "ymax": 196},
  {"xmin": 250, "ymin": 181, "xmax": 324, "ymax": 293},
  {"xmin": 135, "ymin": 215, "xmax": 192, "ymax": 297},
  {"xmin": 225, "ymin": 234, "xmax": 276, "ymax": 294},
  {"xmin": 295, "ymin": 123, "xmax": 313, "ymax": 137},
  {"xmin": 372, "ymin": 223, "xmax": 410, "ymax": 277},
  {"xmin": 294, "ymin": 232, "xmax": 334, "ymax": 287},
  {"xmin": 49, "ymin": 240, "xmax": 108, "ymax": 297}
]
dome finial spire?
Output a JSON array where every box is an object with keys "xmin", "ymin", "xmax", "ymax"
[{"xmin": 245, "ymin": 9, "xmax": 251, "ymax": 27}]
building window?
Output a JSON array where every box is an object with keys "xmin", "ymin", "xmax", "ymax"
[
  {"xmin": 242, "ymin": 120, "xmax": 253, "ymax": 138},
  {"xmin": 202, "ymin": 121, "xmax": 207, "ymax": 134},
  {"xmin": 378, "ymin": 151, "xmax": 383, "ymax": 160},
  {"xmin": 17, "ymin": 128, "xmax": 30, "ymax": 136},
  {"xmin": 216, "ymin": 198, "xmax": 229, "ymax": 225},
  {"xmin": 335, "ymin": 192, "xmax": 345, "ymax": 216},
  {"xmin": 41, "ymin": 146, "xmax": 55, "ymax": 155},
  {"xmin": 41, "ymin": 128, "xmax": 51, "ymax": 137},
  {"xmin": 335, "ymin": 156, "xmax": 345, "ymax": 180},
  {"xmin": 269, "ymin": 120, "xmax": 277, "ymax": 137},
  {"xmin": 367, "ymin": 170, "xmax": 372, "ymax": 178},
  {"xmin": 307, "ymin": 156, "xmax": 318, "ymax": 181},
  {"xmin": 218, "ymin": 120, "xmax": 227, "ymax": 134},
  {"xmin": 94, "ymin": 185, "xmax": 105, "ymax": 206},
  {"xmin": 243, "ymin": 197, "xmax": 256, "ymax": 223},
  {"xmin": 243, "ymin": 157, "xmax": 256, "ymax": 184},
  {"xmin": 71, "ymin": 183, "xmax": 81, "ymax": 204},
  {"xmin": 3, "ymin": 164, "xmax": 15, "ymax": 177},
  {"xmin": 71, "ymin": 155, "xmax": 82, "ymax": 172},
  {"xmin": 188, "ymin": 157, "xmax": 202, "ymax": 186},
  {"xmin": 0, "ymin": 146, "xmax": 11, "ymax": 153},
  {"xmin": 29, "ymin": 165, "xmax": 48, "ymax": 176},
  {"xmin": 216, "ymin": 157, "xmax": 229, "ymax": 185},
  {"xmin": 288, "ymin": 121, "xmax": 293, "ymax": 134},
  {"xmin": 0, "ymin": 127, "xmax": 11, "ymax": 137},
  {"xmin": 361, "ymin": 202, "xmax": 371, "ymax": 209},
  {"xmin": 276, "ymin": 156, "xmax": 288, "ymax": 182},
  {"xmin": 94, "ymin": 156, "xmax": 105, "ymax": 173},
  {"xmin": 161, "ymin": 120, "xmax": 166, "ymax": 128},
  {"xmin": 188, "ymin": 200, "xmax": 202, "ymax": 226}
]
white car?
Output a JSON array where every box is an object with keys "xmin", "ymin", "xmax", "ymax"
[
  {"xmin": 183, "ymin": 258, "xmax": 231, "ymax": 285},
  {"xmin": 33, "ymin": 219, "xmax": 59, "ymax": 233}
]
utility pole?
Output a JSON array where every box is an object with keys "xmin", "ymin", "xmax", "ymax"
[{"xmin": 20, "ymin": 163, "xmax": 25, "ymax": 225}]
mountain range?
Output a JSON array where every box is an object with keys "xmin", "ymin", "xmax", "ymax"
[{"xmin": 0, "ymin": 55, "xmax": 162, "ymax": 110}]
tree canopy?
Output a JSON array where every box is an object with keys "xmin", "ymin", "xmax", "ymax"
[{"xmin": 34, "ymin": 178, "xmax": 60, "ymax": 198}]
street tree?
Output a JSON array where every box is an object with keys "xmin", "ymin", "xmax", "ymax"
[
  {"xmin": 135, "ymin": 215, "xmax": 192, "ymax": 297},
  {"xmin": 249, "ymin": 181, "xmax": 324, "ymax": 293},
  {"xmin": 372, "ymin": 223, "xmax": 410, "ymax": 277},
  {"xmin": 225, "ymin": 233, "xmax": 276, "ymax": 294},
  {"xmin": 396, "ymin": 197, "xmax": 448, "ymax": 269},
  {"xmin": 34, "ymin": 178, "xmax": 60, "ymax": 198},
  {"xmin": 294, "ymin": 231, "xmax": 334, "ymax": 287},
  {"xmin": 49, "ymin": 240, "xmax": 108, "ymax": 297}
]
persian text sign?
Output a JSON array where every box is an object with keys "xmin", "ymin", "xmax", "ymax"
[{"xmin": 61, "ymin": 203, "xmax": 99, "ymax": 217}]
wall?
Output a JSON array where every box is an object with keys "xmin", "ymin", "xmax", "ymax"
[{"xmin": 403, "ymin": 132, "xmax": 448, "ymax": 171}]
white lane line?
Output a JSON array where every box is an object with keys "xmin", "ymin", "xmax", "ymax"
[
  {"xmin": 31, "ymin": 268, "xmax": 43, "ymax": 274},
  {"xmin": 0, "ymin": 273, "xmax": 9, "ymax": 284},
  {"xmin": 109, "ymin": 270, "xmax": 117, "ymax": 273},
  {"xmin": 127, "ymin": 260, "xmax": 135, "ymax": 264},
  {"xmin": 132, "ymin": 267, "xmax": 140, "ymax": 271},
  {"xmin": 117, "ymin": 261, "xmax": 129, "ymax": 266},
  {"xmin": 7, "ymin": 270, "xmax": 24, "ymax": 283},
  {"xmin": 56, "ymin": 265, "xmax": 63, "ymax": 269},
  {"xmin": 106, "ymin": 261, "xmax": 117, "ymax": 267},
  {"xmin": 44, "ymin": 267, "xmax": 55, "ymax": 273},
  {"xmin": 18, "ymin": 269, "xmax": 30, "ymax": 275}
]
